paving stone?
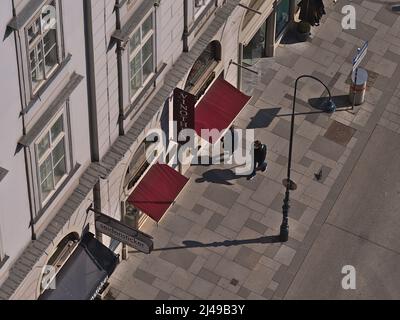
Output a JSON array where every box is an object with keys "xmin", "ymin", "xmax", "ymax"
[
  {"xmin": 344, "ymin": 20, "xmax": 377, "ymax": 42},
  {"xmin": 155, "ymin": 290, "xmax": 170, "ymax": 300},
  {"xmin": 192, "ymin": 204, "xmax": 206, "ymax": 215},
  {"xmin": 324, "ymin": 120, "xmax": 356, "ymax": 146},
  {"xmin": 299, "ymin": 156, "xmax": 313, "ymax": 168},
  {"xmin": 203, "ymin": 184, "xmax": 239, "ymax": 209},
  {"xmin": 133, "ymin": 269, "xmax": 156, "ymax": 286},
  {"xmin": 234, "ymin": 247, "xmax": 262, "ymax": 270},
  {"xmin": 243, "ymin": 264, "xmax": 275, "ymax": 295},
  {"xmin": 262, "ymin": 288, "xmax": 275, "ymax": 299},
  {"xmin": 168, "ymin": 268, "xmax": 195, "ymax": 291},
  {"xmin": 251, "ymin": 179, "xmax": 282, "ymax": 208},
  {"xmin": 159, "ymin": 247, "xmax": 197, "ymax": 270},
  {"xmin": 276, "ymin": 155, "xmax": 288, "ymax": 167},
  {"xmin": 162, "ymin": 215, "xmax": 194, "ymax": 238},
  {"xmin": 188, "ymin": 277, "xmax": 215, "ymax": 299},
  {"xmin": 304, "ymin": 180, "xmax": 331, "ymax": 202},
  {"xmin": 206, "ymin": 213, "xmax": 225, "ymax": 231},
  {"xmin": 274, "ymin": 245, "xmax": 297, "ymax": 266},
  {"xmin": 121, "ymin": 278, "xmax": 160, "ymax": 300},
  {"xmin": 297, "ymin": 120, "xmax": 322, "ymax": 141},
  {"xmin": 198, "ymin": 267, "xmax": 221, "ymax": 284},
  {"xmin": 217, "ymin": 277, "xmax": 241, "ymax": 294},
  {"xmin": 333, "ymin": 37, "xmax": 346, "ymax": 48},
  {"xmin": 235, "ymin": 174, "xmax": 264, "ymax": 191},
  {"xmin": 260, "ymin": 256, "xmax": 281, "ymax": 271},
  {"xmin": 310, "ymin": 136, "xmax": 346, "ymax": 162},
  {"xmin": 171, "ymin": 287, "xmax": 195, "ymax": 300},
  {"xmin": 214, "ymin": 257, "xmax": 251, "ymax": 283},
  {"xmin": 209, "ymin": 285, "xmax": 243, "ymax": 300},
  {"xmin": 374, "ymin": 6, "xmax": 399, "ymax": 27},
  {"xmin": 237, "ymin": 286, "xmax": 251, "ymax": 299},
  {"xmin": 272, "ymin": 120, "xmax": 297, "ymax": 140},
  {"xmin": 270, "ymin": 194, "xmax": 307, "ymax": 221},
  {"xmin": 221, "ymin": 203, "xmax": 252, "ymax": 232},
  {"xmin": 139, "ymin": 256, "xmax": 176, "ymax": 281},
  {"xmin": 245, "ymin": 218, "xmax": 268, "ymax": 235},
  {"xmin": 203, "ymin": 252, "xmax": 223, "ymax": 270}
]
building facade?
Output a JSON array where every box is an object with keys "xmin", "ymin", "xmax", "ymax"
[{"xmin": 0, "ymin": 0, "xmax": 296, "ymax": 300}]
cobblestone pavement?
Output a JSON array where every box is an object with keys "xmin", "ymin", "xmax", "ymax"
[{"xmin": 106, "ymin": 1, "xmax": 400, "ymax": 300}]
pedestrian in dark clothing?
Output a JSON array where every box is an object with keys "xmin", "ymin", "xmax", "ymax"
[
  {"xmin": 248, "ymin": 141, "xmax": 268, "ymax": 181},
  {"xmin": 298, "ymin": 0, "xmax": 326, "ymax": 26}
]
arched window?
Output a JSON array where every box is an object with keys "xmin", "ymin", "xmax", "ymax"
[
  {"xmin": 185, "ymin": 41, "xmax": 222, "ymax": 97},
  {"xmin": 40, "ymin": 232, "xmax": 80, "ymax": 293}
]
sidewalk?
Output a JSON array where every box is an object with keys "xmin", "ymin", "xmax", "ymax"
[{"xmin": 106, "ymin": 1, "xmax": 400, "ymax": 300}]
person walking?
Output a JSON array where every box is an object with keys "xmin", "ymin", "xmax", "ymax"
[{"xmin": 248, "ymin": 140, "xmax": 268, "ymax": 181}]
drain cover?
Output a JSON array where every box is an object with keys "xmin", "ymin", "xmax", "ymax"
[{"xmin": 324, "ymin": 121, "xmax": 356, "ymax": 146}]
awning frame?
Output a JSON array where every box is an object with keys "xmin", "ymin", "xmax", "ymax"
[
  {"xmin": 127, "ymin": 164, "xmax": 189, "ymax": 224},
  {"xmin": 194, "ymin": 77, "xmax": 252, "ymax": 145}
]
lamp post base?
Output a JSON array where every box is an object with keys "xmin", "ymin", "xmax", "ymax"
[{"xmin": 280, "ymin": 226, "xmax": 289, "ymax": 242}]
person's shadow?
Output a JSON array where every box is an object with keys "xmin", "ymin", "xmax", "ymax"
[{"xmin": 195, "ymin": 169, "xmax": 247, "ymax": 186}]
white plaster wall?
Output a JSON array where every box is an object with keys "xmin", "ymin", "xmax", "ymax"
[
  {"xmin": 0, "ymin": 0, "xmax": 91, "ymax": 288},
  {"xmin": 0, "ymin": 0, "xmax": 32, "ymax": 279}
]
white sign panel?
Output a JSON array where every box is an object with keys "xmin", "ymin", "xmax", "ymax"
[{"xmin": 95, "ymin": 213, "xmax": 154, "ymax": 254}]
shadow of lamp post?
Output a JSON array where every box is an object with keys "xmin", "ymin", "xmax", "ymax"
[{"xmin": 280, "ymin": 75, "xmax": 336, "ymax": 242}]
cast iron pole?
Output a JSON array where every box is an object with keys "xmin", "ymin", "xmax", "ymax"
[{"xmin": 280, "ymin": 75, "xmax": 335, "ymax": 242}]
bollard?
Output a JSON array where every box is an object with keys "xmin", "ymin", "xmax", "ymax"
[{"xmin": 349, "ymin": 68, "xmax": 368, "ymax": 106}]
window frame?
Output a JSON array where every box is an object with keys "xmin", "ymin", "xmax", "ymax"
[
  {"xmin": 34, "ymin": 106, "xmax": 72, "ymax": 207},
  {"xmin": 128, "ymin": 10, "xmax": 156, "ymax": 103},
  {"xmin": 193, "ymin": 0, "xmax": 213, "ymax": 20},
  {"xmin": 24, "ymin": 0, "xmax": 63, "ymax": 98}
]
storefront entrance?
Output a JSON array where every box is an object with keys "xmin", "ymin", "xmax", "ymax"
[{"xmin": 243, "ymin": 21, "xmax": 267, "ymax": 66}]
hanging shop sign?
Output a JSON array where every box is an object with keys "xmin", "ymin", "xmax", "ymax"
[
  {"xmin": 352, "ymin": 41, "xmax": 368, "ymax": 72},
  {"xmin": 95, "ymin": 211, "xmax": 154, "ymax": 254},
  {"xmin": 173, "ymin": 88, "xmax": 196, "ymax": 140}
]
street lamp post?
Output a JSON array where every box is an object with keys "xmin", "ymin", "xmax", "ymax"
[{"xmin": 280, "ymin": 75, "xmax": 336, "ymax": 242}]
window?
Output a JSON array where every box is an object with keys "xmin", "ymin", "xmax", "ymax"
[
  {"xmin": 129, "ymin": 13, "xmax": 155, "ymax": 100},
  {"xmin": 184, "ymin": 41, "xmax": 221, "ymax": 96},
  {"xmin": 275, "ymin": 0, "xmax": 290, "ymax": 37},
  {"xmin": 194, "ymin": 0, "xmax": 213, "ymax": 19},
  {"xmin": 35, "ymin": 111, "xmax": 69, "ymax": 205},
  {"xmin": 41, "ymin": 233, "xmax": 79, "ymax": 294},
  {"xmin": 124, "ymin": 139, "xmax": 158, "ymax": 191},
  {"xmin": 26, "ymin": 0, "xmax": 61, "ymax": 94}
]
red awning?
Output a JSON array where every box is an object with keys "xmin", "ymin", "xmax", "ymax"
[
  {"xmin": 127, "ymin": 164, "xmax": 189, "ymax": 223},
  {"xmin": 195, "ymin": 78, "xmax": 251, "ymax": 142}
]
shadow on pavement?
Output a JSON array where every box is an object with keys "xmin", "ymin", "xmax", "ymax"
[
  {"xmin": 152, "ymin": 235, "xmax": 282, "ymax": 252},
  {"xmin": 195, "ymin": 169, "xmax": 247, "ymax": 186},
  {"xmin": 247, "ymin": 108, "xmax": 281, "ymax": 129},
  {"xmin": 309, "ymin": 95, "xmax": 351, "ymax": 111}
]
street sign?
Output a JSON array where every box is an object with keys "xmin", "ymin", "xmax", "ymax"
[
  {"xmin": 352, "ymin": 41, "xmax": 368, "ymax": 72},
  {"xmin": 95, "ymin": 212, "xmax": 154, "ymax": 254}
]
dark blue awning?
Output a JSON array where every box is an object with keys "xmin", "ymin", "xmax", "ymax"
[{"xmin": 39, "ymin": 233, "xmax": 119, "ymax": 300}]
